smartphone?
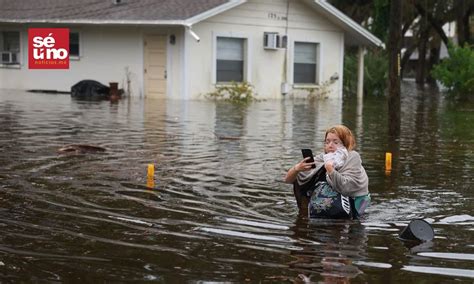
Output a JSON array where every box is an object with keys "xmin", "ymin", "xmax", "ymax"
[{"xmin": 301, "ymin": 148, "xmax": 316, "ymax": 168}]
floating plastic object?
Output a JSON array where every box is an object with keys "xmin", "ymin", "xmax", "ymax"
[
  {"xmin": 399, "ymin": 219, "xmax": 434, "ymax": 242},
  {"xmin": 58, "ymin": 144, "xmax": 106, "ymax": 154}
]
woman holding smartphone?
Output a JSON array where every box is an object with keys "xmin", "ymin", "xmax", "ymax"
[{"xmin": 284, "ymin": 124, "xmax": 370, "ymax": 218}]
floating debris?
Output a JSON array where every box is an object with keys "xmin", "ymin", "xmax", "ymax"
[{"xmin": 58, "ymin": 144, "xmax": 106, "ymax": 154}]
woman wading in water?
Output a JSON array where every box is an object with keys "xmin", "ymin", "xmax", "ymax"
[{"xmin": 285, "ymin": 125, "xmax": 370, "ymax": 218}]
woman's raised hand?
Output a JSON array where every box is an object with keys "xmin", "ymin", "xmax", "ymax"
[{"xmin": 294, "ymin": 157, "xmax": 315, "ymax": 172}]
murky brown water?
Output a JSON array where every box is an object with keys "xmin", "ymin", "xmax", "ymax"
[{"xmin": 0, "ymin": 81, "xmax": 473, "ymax": 282}]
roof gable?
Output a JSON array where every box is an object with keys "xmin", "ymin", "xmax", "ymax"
[{"xmin": 0, "ymin": 0, "xmax": 382, "ymax": 47}]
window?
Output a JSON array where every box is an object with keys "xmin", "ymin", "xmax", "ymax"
[
  {"xmin": 216, "ymin": 37, "xmax": 244, "ymax": 82},
  {"xmin": 0, "ymin": 31, "xmax": 20, "ymax": 65},
  {"xmin": 294, "ymin": 42, "xmax": 319, "ymax": 84},
  {"xmin": 69, "ymin": 32, "xmax": 80, "ymax": 58}
]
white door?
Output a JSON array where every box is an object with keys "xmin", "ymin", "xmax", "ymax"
[{"xmin": 144, "ymin": 35, "xmax": 167, "ymax": 98}]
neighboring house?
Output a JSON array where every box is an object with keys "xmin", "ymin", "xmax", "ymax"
[
  {"xmin": 402, "ymin": 21, "xmax": 457, "ymax": 78},
  {"xmin": 0, "ymin": 0, "xmax": 382, "ymax": 99}
]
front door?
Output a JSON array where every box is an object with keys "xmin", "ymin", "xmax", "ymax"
[{"xmin": 144, "ymin": 35, "xmax": 167, "ymax": 98}]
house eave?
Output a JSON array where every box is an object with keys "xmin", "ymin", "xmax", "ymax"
[
  {"xmin": 309, "ymin": 0, "xmax": 384, "ymax": 48},
  {"xmin": 0, "ymin": 19, "xmax": 187, "ymax": 26},
  {"xmin": 0, "ymin": 0, "xmax": 247, "ymax": 27},
  {"xmin": 184, "ymin": 0, "xmax": 246, "ymax": 26}
]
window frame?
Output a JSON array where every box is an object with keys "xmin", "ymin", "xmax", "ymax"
[
  {"xmin": 212, "ymin": 32, "xmax": 251, "ymax": 85},
  {"xmin": 69, "ymin": 31, "xmax": 81, "ymax": 60},
  {"xmin": 0, "ymin": 30, "xmax": 21, "ymax": 68},
  {"xmin": 292, "ymin": 41, "xmax": 321, "ymax": 86}
]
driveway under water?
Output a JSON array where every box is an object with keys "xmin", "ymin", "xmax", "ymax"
[{"xmin": 0, "ymin": 81, "xmax": 473, "ymax": 282}]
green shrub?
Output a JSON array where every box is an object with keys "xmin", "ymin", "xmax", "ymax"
[
  {"xmin": 205, "ymin": 81, "xmax": 258, "ymax": 104},
  {"xmin": 343, "ymin": 49, "xmax": 388, "ymax": 96},
  {"xmin": 432, "ymin": 43, "xmax": 474, "ymax": 99},
  {"xmin": 343, "ymin": 51, "xmax": 358, "ymax": 96},
  {"xmin": 364, "ymin": 50, "xmax": 388, "ymax": 96}
]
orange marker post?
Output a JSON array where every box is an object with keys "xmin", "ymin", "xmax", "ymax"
[
  {"xmin": 147, "ymin": 164, "xmax": 155, "ymax": 188},
  {"xmin": 385, "ymin": 152, "xmax": 392, "ymax": 172}
]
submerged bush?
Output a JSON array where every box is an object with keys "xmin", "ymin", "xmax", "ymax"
[
  {"xmin": 432, "ymin": 43, "xmax": 474, "ymax": 99},
  {"xmin": 205, "ymin": 81, "xmax": 257, "ymax": 104}
]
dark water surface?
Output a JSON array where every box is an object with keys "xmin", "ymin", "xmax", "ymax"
[{"xmin": 0, "ymin": 82, "xmax": 473, "ymax": 282}]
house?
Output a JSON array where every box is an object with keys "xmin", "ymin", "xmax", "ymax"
[
  {"xmin": 402, "ymin": 21, "xmax": 456, "ymax": 78},
  {"xmin": 0, "ymin": 0, "xmax": 382, "ymax": 99}
]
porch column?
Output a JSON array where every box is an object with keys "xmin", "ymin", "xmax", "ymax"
[
  {"xmin": 357, "ymin": 46, "xmax": 366, "ymax": 99},
  {"xmin": 355, "ymin": 46, "xmax": 366, "ymax": 138}
]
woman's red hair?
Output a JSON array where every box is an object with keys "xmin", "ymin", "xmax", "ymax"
[{"xmin": 325, "ymin": 125, "xmax": 356, "ymax": 151}]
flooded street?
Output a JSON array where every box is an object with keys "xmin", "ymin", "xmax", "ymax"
[{"xmin": 0, "ymin": 81, "xmax": 473, "ymax": 282}]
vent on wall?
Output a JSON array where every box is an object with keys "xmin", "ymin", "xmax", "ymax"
[
  {"xmin": 278, "ymin": 35, "xmax": 288, "ymax": 49},
  {"xmin": 264, "ymin": 32, "xmax": 287, "ymax": 50}
]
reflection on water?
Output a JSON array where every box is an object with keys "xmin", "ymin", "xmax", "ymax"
[{"xmin": 0, "ymin": 81, "xmax": 473, "ymax": 282}]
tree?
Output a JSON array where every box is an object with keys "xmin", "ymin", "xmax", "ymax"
[{"xmin": 388, "ymin": 0, "xmax": 402, "ymax": 137}]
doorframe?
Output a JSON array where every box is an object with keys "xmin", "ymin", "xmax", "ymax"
[{"xmin": 143, "ymin": 33, "xmax": 169, "ymax": 98}]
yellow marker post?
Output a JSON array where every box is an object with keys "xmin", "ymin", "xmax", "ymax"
[
  {"xmin": 147, "ymin": 164, "xmax": 154, "ymax": 179},
  {"xmin": 147, "ymin": 164, "xmax": 155, "ymax": 189},
  {"xmin": 385, "ymin": 152, "xmax": 392, "ymax": 172}
]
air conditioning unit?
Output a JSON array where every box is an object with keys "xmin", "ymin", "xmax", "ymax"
[
  {"xmin": 1, "ymin": 51, "xmax": 17, "ymax": 64},
  {"xmin": 263, "ymin": 32, "xmax": 278, "ymax": 50},
  {"xmin": 264, "ymin": 33, "xmax": 287, "ymax": 50}
]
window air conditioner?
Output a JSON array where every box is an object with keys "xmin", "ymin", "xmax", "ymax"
[
  {"xmin": 263, "ymin": 32, "xmax": 278, "ymax": 50},
  {"xmin": 1, "ymin": 51, "xmax": 17, "ymax": 64}
]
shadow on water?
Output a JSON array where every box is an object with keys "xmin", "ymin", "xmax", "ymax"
[{"xmin": 0, "ymin": 82, "xmax": 473, "ymax": 282}]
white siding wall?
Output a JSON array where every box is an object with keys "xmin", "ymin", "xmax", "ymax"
[
  {"xmin": 0, "ymin": 26, "xmax": 144, "ymax": 96},
  {"xmin": 185, "ymin": 0, "xmax": 344, "ymax": 99},
  {"xmin": 0, "ymin": 25, "xmax": 186, "ymax": 99},
  {"xmin": 1, "ymin": 0, "xmax": 348, "ymax": 100}
]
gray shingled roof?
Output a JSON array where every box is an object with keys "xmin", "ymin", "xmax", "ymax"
[{"xmin": 0, "ymin": 0, "xmax": 231, "ymax": 23}]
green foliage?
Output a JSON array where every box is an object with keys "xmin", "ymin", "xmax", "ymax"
[
  {"xmin": 364, "ymin": 50, "xmax": 388, "ymax": 96},
  {"xmin": 343, "ymin": 51, "xmax": 358, "ymax": 96},
  {"xmin": 343, "ymin": 49, "xmax": 388, "ymax": 96},
  {"xmin": 205, "ymin": 81, "xmax": 258, "ymax": 104},
  {"xmin": 370, "ymin": 0, "xmax": 390, "ymax": 42},
  {"xmin": 432, "ymin": 44, "xmax": 474, "ymax": 99}
]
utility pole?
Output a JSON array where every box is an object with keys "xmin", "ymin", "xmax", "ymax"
[{"xmin": 387, "ymin": 0, "xmax": 402, "ymax": 138}]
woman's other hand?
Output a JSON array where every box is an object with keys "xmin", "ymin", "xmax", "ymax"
[{"xmin": 325, "ymin": 160, "xmax": 334, "ymax": 174}]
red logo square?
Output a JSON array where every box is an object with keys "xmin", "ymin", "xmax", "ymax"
[{"xmin": 28, "ymin": 28, "xmax": 69, "ymax": 69}]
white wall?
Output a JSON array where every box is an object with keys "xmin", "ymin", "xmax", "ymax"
[
  {"xmin": 1, "ymin": 0, "xmax": 347, "ymax": 100},
  {"xmin": 0, "ymin": 25, "xmax": 145, "ymax": 96},
  {"xmin": 185, "ymin": 0, "xmax": 345, "ymax": 99}
]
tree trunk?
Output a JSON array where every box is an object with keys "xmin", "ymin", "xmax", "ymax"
[
  {"xmin": 456, "ymin": 0, "xmax": 471, "ymax": 46},
  {"xmin": 416, "ymin": 28, "xmax": 429, "ymax": 86},
  {"xmin": 388, "ymin": 0, "xmax": 402, "ymax": 138},
  {"xmin": 413, "ymin": 2, "xmax": 449, "ymax": 46},
  {"xmin": 427, "ymin": 36, "xmax": 441, "ymax": 85}
]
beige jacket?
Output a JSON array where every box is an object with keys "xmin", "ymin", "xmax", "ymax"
[{"xmin": 297, "ymin": 150, "xmax": 369, "ymax": 197}]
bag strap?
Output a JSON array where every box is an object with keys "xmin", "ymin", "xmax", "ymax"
[{"xmin": 293, "ymin": 165, "xmax": 327, "ymax": 211}]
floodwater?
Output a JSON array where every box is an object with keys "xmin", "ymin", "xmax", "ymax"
[{"xmin": 0, "ymin": 81, "xmax": 473, "ymax": 282}]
